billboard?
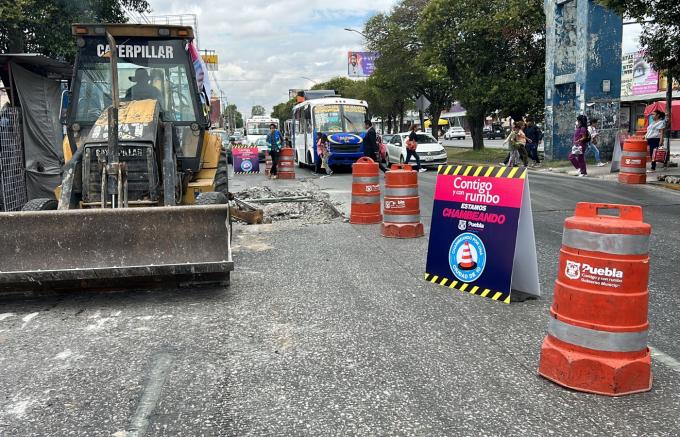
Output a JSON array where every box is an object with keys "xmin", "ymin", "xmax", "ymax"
[
  {"xmin": 348, "ymin": 51, "xmax": 379, "ymax": 77},
  {"xmin": 631, "ymin": 52, "xmax": 658, "ymax": 95}
]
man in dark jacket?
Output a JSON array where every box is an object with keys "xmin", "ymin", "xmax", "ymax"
[
  {"xmin": 363, "ymin": 120, "xmax": 388, "ymax": 172},
  {"xmin": 524, "ymin": 117, "xmax": 543, "ymax": 166}
]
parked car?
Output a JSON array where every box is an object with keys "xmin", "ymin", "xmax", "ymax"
[
  {"xmin": 254, "ymin": 138, "xmax": 268, "ymax": 161},
  {"xmin": 484, "ymin": 123, "xmax": 505, "ymax": 140},
  {"xmin": 444, "ymin": 126, "xmax": 466, "ymax": 140},
  {"xmin": 386, "ymin": 132, "xmax": 448, "ymax": 168}
]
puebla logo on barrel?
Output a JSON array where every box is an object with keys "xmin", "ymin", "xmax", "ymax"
[{"xmin": 449, "ymin": 233, "xmax": 487, "ymax": 282}]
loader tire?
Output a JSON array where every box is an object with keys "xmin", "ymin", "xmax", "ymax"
[
  {"xmin": 195, "ymin": 191, "xmax": 228, "ymax": 205},
  {"xmin": 21, "ymin": 198, "xmax": 58, "ymax": 211},
  {"xmin": 214, "ymin": 149, "xmax": 229, "ymax": 196}
]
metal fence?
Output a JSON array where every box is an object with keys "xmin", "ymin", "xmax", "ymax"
[{"xmin": 0, "ymin": 107, "xmax": 27, "ymax": 211}]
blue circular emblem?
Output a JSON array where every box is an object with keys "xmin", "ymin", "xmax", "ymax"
[
  {"xmin": 240, "ymin": 160, "xmax": 253, "ymax": 171},
  {"xmin": 449, "ymin": 232, "xmax": 487, "ymax": 283}
]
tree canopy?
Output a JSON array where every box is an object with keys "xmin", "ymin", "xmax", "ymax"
[
  {"xmin": 419, "ymin": 0, "xmax": 545, "ymax": 149},
  {"xmin": 222, "ymin": 104, "xmax": 243, "ymax": 129},
  {"xmin": 0, "ymin": 0, "xmax": 150, "ymax": 61},
  {"xmin": 250, "ymin": 105, "xmax": 266, "ymax": 117}
]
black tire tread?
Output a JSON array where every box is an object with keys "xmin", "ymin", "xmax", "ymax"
[
  {"xmin": 22, "ymin": 198, "xmax": 58, "ymax": 211},
  {"xmin": 195, "ymin": 191, "xmax": 228, "ymax": 205},
  {"xmin": 214, "ymin": 149, "xmax": 229, "ymax": 196}
]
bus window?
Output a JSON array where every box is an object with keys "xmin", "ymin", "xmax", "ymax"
[
  {"xmin": 343, "ymin": 105, "xmax": 367, "ymax": 133},
  {"xmin": 314, "ymin": 104, "xmax": 343, "ymax": 132}
]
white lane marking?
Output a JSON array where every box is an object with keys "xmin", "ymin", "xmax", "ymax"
[
  {"xmin": 127, "ymin": 353, "xmax": 174, "ymax": 437},
  {"xmin": 0, "ymin": 313, "xmax": 15, "ymax": 321},
  {"xmin": 20, "ymin": 312, "xmax": 39, "ymax": 329},
  {"xmin": 54, "ymin": 350, "xmax": 73, "ymax": 360},
  {"xmin": 650, "ymin": 346, "xmax": 680, "ymax": 372}
]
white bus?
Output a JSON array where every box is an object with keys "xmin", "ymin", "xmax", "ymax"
[
  {"xmin": 291, "ymin": 97, "xmax": 369, "ymax": 171},
  {"xmin": 245, "ymin": 115, "xmax": 279, "ymax": 145}
]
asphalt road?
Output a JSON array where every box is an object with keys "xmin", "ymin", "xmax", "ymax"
[{"xmin": 1, "ymin": 167, "xmax": 679, "ymax": 436}]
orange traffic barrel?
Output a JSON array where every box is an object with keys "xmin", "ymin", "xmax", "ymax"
[
  {"xmin": 277, "ymin": 147, "xmax": 295, "ymax": 180},
  {"xmin": 635, "ymin": 128, "xmax": 647, "ymax": 138},
  {"xmin": 264, "ymin": 151, "xmax": 273, "ymax": 177},
  {"xmin": 381, "ymin": 164, "xmax": 424, "ymax": 238},
  {"xmin": 538, "ymin": 203, "xmax": 652, "ymax": 396},
  {"xmin": 619, "ymin": 137, "xmax": 647, "ymax": 184},
  {"xmin": 350, "ymin": 157, "xmax": 382, "ymax": 224}
]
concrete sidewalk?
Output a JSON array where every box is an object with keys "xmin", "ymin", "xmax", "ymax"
[{"xmin": 539, "ymin": 154, "xmax": 680, "ymax": 185}]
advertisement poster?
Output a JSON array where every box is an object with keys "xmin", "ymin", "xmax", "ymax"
[
  {"xmin": 348, "ymin": 51, "xmax": 379, "ymax": 77},
  {"xmin": 232, "ymin": 146, "xmax": 260, "ymax": 175},
  {"xmin": 620, "ymin": 52, "xmax": 634, "ymax": 97},
  {"xmin": 632, "ymin": 52, "xmax": 659, "ymax": 95},
  {"xmin": 425, "ymin": 165, "xmax": 539, "ymax": 303}
]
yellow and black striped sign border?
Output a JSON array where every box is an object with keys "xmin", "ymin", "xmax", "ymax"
[
  {"xmin": 233, "ymin": 171, "xmax": 260, "ymax": 175},
  {"xmin": 232, "ymin": 144, "xmax": 259, "ymax": 149},
  {"xmin": 424, "ymin": 273, "xmax": 511, "ymax": 304},
  {"xmin": 437, "ymin": 164, "xmax": 526, "ymax": 179}
]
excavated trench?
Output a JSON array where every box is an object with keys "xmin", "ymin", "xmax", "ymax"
[{"xmin": 233, "ymin": 186, "xmax": 342, "ymax": 223}]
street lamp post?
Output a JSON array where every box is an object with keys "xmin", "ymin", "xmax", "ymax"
[{"xmin": 344, "ymin": 28, "xmax": 367, "ymax": 38}]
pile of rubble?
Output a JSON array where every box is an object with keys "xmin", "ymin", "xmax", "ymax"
[
  {"xmin": 233, "ymin": 187, "xmax": 341, "ymax": 223},
  {"xmin": 657, "ymin": 174, "xmax": 680, "ymax": 184}
]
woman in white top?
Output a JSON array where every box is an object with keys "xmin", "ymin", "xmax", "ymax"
[
  {"xmin": 645, "ymin": 110, "xmax": 666, "ymax": 171},
  {"xmin": 587, "ymin": 119, "xmax": 605, "ymax": 166}
]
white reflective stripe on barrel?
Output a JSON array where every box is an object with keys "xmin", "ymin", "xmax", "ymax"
[
  {"xmin": 385, "ymin": 187, "xmax": 419, "ymax": 197},
  {"xmin": 352, "ymin": 195, "xmax": 380, "ymax": 204},
  {"xmin": 548, "ymin": 317, "xmax": 648, "ymax": 353},
  {"xmin": 384, "ymin": 213, "xmax": 420, "ymax": 223},
  {"xmin": 279, "ymin": 156, "xmax": 294, "ymax": 161},
  {"xmin": 562, "ymin": 228, "xmax": 649, "ymax": 255},
  {"xmin": 622, "ymin": 151, "xmax": 648, "ymax": 158},
  {"xmin": 620, "ymin": 166, "xmax": 647, "ymax": 173},
  {"xmin": 353, "ymin": 176, "xmax": 379, "ymax": 184}
]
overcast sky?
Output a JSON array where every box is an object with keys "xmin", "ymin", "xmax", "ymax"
[{"xmin": 134, "ymin": 1, "xmax": 641, "ymax": 116}]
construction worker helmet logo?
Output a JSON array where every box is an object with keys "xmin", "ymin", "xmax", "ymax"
[{"xmin": 449, "ymin": 233, "xmax": 487, "ymax": 283}]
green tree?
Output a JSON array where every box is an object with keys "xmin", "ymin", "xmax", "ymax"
[
  {"xmin": 419, "ymin": 0, "xmax": 545, "ymax": 150},
  {"xmin": 222, "ymin": 104, "xmax": 243, "ymax": 129},
  {"xmin": 311, "ymin": 77, "xmax": 369, "ymax": 100},
  {"xmin": 251, "ymin": 105, "xmax": 266, "ymax": 116},
  {"xmin": 365, "ymin": 0, "xmax": 454, "ymax": 139},
  {"xmin": 0, "ymin": 0, "xmax": 150, "ymax": 61},
  {"xmin": 271, "ymin": 98, "xmax": 296, "ymax": 129}
]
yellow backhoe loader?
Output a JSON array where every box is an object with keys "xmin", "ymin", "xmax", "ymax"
[{"xmin": 0, "ymin": 24, "xmax": 233, "ymax": 293}]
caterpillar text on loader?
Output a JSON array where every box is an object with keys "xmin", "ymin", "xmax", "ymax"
[{"xmin": 0, "ymin": 24, "xmax": 233, "ymax": 293}]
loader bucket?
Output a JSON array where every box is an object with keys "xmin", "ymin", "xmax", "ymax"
[{"xmin": 0, "ymin": 206, "xmax": 233, "ymax": 294}]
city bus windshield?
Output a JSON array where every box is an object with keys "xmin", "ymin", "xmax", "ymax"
[
  {"xmin": 314, "ymin": 104, "xmax": 366, "ymax": 133},
  {"xmin": 73, "ymin": 38, "xmax": 197, "ymax": 123},
  {"xmin": 247, "ymin": 122, "xmax": 274, "ymax": 135}
]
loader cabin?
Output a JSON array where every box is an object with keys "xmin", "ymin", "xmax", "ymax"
[{"xmin": 66, "ymin": 24, "xmax": 206, "ymax": 173}]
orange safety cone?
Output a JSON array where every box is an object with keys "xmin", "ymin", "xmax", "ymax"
[
  {"xmin": 619, "ymin": 137, "xmax": 648, "ymax": 184},
  {"xmin": 458, "ymin": 242, "xmax": 476, "ymax": 269},
  {"xmin": 277, "ymin": 147, "xmax": 295, "ymax": 180},
  {"xmin": 381, "ymin": 164, "xmax": 424, "ymax": 238},
  {"xmin": 350, "ymin": 157, "xmax": 382, "ymax": 224},
  {"xmin": 264, "ymin": 151, "xmax": 273, "ymax": 177},
  {"xmin": 538, "ymin": 203, "xmax": 652, "ymax": 396}
]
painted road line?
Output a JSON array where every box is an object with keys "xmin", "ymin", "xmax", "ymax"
[
  {"xmin": 649, "ymin": 346, "xmax": 680, "ymax": 373},
  {"xmin": 127, "ymin": 353, "xmax": 174, "ymax": 437}
]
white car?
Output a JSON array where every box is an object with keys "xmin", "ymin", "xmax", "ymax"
[
  {"xmin": 386, "ymin": 132, "xmax": 448, "ymax": 168},
  {"xmin": 444, "ymin": 126, "xmax": 466, "ymax": 140}
]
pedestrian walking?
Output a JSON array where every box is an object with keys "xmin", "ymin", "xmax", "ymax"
[
  {"xmin": 501, "ymin": 122, "xmax": 529, "ymax": 167},
  {"xmin": 524, "ymin": 117, "xmax": 543, "ymax": 166},
  {"xmin": 317, "ymin": 132, "xmax": 333, "ymax": 177},
  {"xmin": 569, "ymin": 115, "xmax": 589, "ymax": 177},
  {"xmin": 266, "ymin": 123, "xmax": 283, "ymax": 179},
  {"xmin": 645, "ymin": 110, "xmax": 666, "ymax": 172},
  {"xmin": 405, "ymin": 124, "xmax": 427, "ymax": 173},
  {"xmin": 363, "ymin": 120, "xmax": 388, "ymax": 173},
  {"xmin": 586, "ymin": 118, "xmax": 605, "ymax": 167}
]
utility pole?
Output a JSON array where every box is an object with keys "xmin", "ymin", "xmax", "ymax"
[{"xmin": 665, "ymin": 71, "xmax": 673, "ymax": 163}]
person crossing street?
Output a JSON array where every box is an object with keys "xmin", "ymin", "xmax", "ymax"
[
  {"xmin": 405, "ymin": 124, "xmax": 427, "ymax": 173},
  {"xmin": 363, "ymin": 120, "xmax": 388, "ymax": 173}
]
